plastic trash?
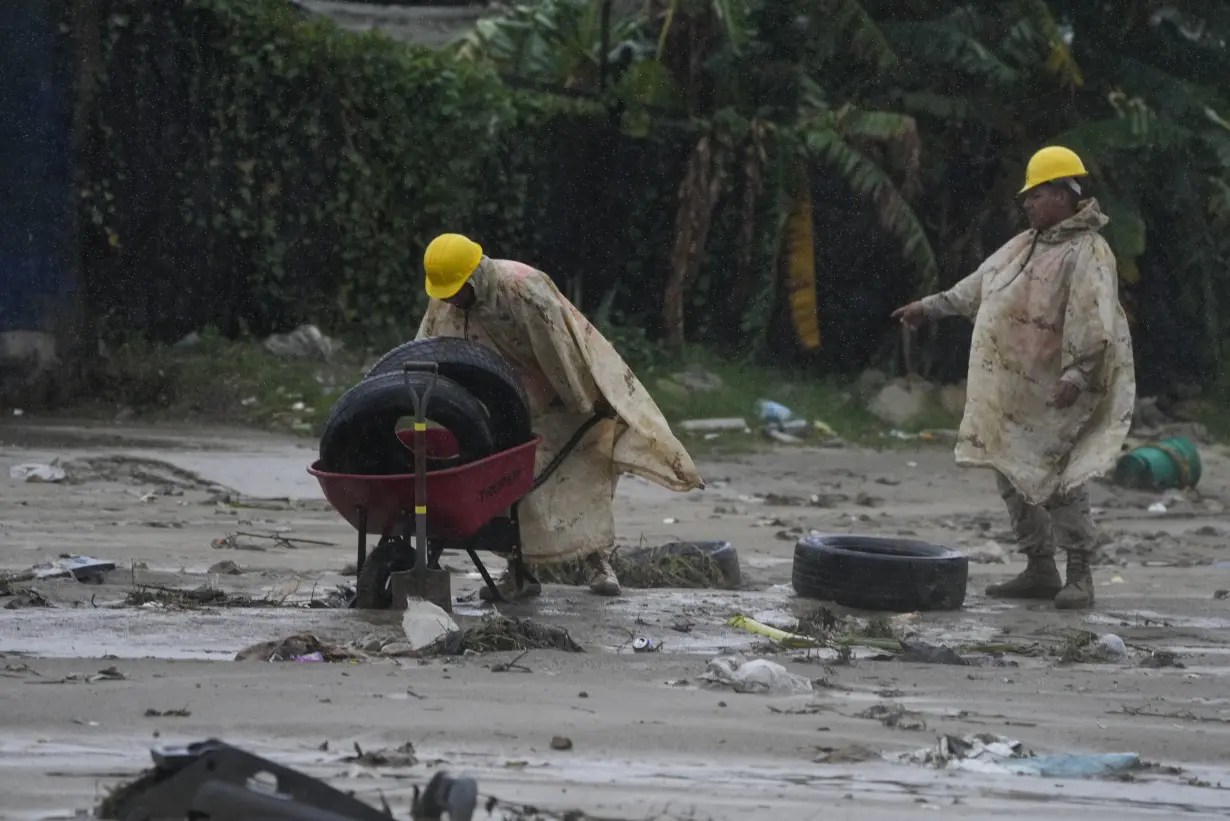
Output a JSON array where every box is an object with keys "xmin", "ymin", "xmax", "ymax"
[
  {"xmin": 293, "ymin": 652, "xmax": 325, "ymax": 663},
  {"xmin": 727, "ymin": 614, "xmax": 818, "ymax": 648},
  {"xmin": 756, "ymin": 399, "xmax": 794, "ymax": 424},
  {"xmin": 9, "ymin": 463, "xmax": 66, "ymax": 483},
  {"xmin": 1010, "ymin": 753, "xmax": 1141, "ymax": 778},
  {"xmin": 897, "ymin": 733, "xmax": 1140, "ymax": 778},
  {"xmin": 1096, "ymin": 633, "xmax": 1127, "ymax": 658},
  {"xmin": 700, "ymin": 654, "xmax": 814, "ymax": 695},
  {"xmin": 33, "ymin": 555, "xmax": 116, "ymax": 581},
  {"xmin": 402, "ymin": 598, "xmax": 460, "ymax": 651},
  {"xmin": 1147, "ymin": 502, "xmax": 1167, "ymax": 514}
]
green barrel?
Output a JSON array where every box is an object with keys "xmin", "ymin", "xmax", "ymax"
[{"xmin": 1113, "ymin": 436, "xmax": 1202, "ymax": 490}]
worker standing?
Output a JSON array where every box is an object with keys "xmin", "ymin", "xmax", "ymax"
[
  {"xmin": 891, "ymin": 147, "xmax": 1136, "ymax": 610},
  {"xmin": 416, "ymin": 234, "xmax": 705, "ymax": 600}
]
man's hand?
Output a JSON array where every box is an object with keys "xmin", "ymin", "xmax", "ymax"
[
  {"xmin": 891, "ymin": 301, "xmax": 927, "ymax": 329},
  {"xmin": 1051, "ymin": 380, "xmax": 1080, "ymax": 409}
]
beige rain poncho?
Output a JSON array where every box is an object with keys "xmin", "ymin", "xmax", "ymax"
[
  {"xmin": 416, "ymin": 258, "xmax": 704, "ymax": 565},
  {"xmin": 920, "ymin": 199, "xmax": 1136, "ymax": 504}
]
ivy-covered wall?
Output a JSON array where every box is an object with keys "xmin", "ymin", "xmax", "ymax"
[{"xmin": 76, "ymin": 0, "xmax": 790, "ymax": 354}]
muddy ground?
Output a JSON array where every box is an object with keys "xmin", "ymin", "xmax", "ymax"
[{"xmin": 1, "ymin": 419, "xmax": 1229, "ymax": 819}]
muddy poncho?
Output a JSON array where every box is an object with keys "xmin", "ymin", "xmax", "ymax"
[
  {"xmin": 416, "ymin": 258, "xmax": 704, "ymax": 565},
  {"xmin": 920, "ymin": 199, "xmax": 1136, "ymax": 504}
]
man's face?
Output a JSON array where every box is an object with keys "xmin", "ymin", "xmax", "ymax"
[
  {"xmin": 1021, "ymin": 183, "xmax": 1073, "ymax": 231},
  {"xmin": 442, "ymin": 283, "xmax": 475, "ymax": 309}
]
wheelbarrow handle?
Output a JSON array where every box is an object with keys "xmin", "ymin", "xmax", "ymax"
[
  {"xmin": 530, "ymin": 411, "xmax": 609, "ymax": 493},
  {"xmin": 401, "ymin": 361, "xmax": 440, "ymax": 590},
  {"xmin": 401, "ymin": 361, "xmax": 440, "ymax": 418}
]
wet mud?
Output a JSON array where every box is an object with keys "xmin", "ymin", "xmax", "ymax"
[{"xmin": 2, "ymin": 420, "xmax": 1230, "ymax": 819}]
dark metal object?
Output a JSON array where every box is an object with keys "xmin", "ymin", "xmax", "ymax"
[
  {"xmin": 346, "ymin": 409, "xmax": 605, "ymax": 607},
  {"xmin": 412, "ymin": 771, "xmax": 479, "ymax": 821},
  {"xmin": 104, "ymin": 739, "xmax": 391, "ymax": 821},
  {"xmin": 402, "ymin": 362, "xmax": 439, "ymax": 598}
]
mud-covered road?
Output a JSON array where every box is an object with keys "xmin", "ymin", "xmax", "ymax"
[{"xmin": 1, "ymin": 419, "xmax": 1229, "ymax": 819}]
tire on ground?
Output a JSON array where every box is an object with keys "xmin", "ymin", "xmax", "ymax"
[
  {"xmin": 364, "ymin": 337, "xmax": 533, "ymax": 452},
  {"xmin": 353, "ymin": 538, "xmax": 418, "ymax": 609},
  {"xmin": 791, "ymin": 534, "xmax": 968, "ymax": 612},
  {"xmin": 319, "ymin": 370, "xmax": 495, "ymax": 475}
]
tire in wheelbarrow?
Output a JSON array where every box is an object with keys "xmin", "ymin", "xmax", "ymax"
[
  {"xmin": 354, "ymin": 538, "xmax": 418, "ymax": 609},
  {"xmin": 363, "ymin": 337, "xmax": 533, "ymax": 452},
  {"xmin": 791, "ymin": 534, "xmax": 968, "ymax": 612},
  {"xmin": 319, "ymin": 370, "xmax": 496, "ymax": 475}
]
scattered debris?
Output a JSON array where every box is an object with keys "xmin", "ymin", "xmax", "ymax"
[
  {"xmin": 126, "ymin": 585, "xmax": 283, "ymax": 608},
  {"xmin": 206, "ymin": 560, "xmax": 243, "ymax": 576},
  {"xmin": 425, "ymin": 616, "xmax": 584, "ymax": 656},
  {"xmin": 964, "ymin": 541, "xmax": 1009, "ymax": 564},
  {"xmin": 262, "ymin": 323, "xmax": 340, "ymax": 362},
  {"xmin": 896, "ymin": 733, "xmax": 1141, "ymax": 778},
  {"xmin": 536, "ymin": 543, "xmax": 734, "ymax": 590},
  {"xmin": 144, "ymin": 708, "xmax": 191, "ymax": 718},
  {"xmin": 631, "ymin": 637, "xmax": 659, "ymax": 653},
  {"xmin": 857, "ymin": 702, "xmax": 927, "ymax": 731},
  {"xmin": 212, "ymin": 531, "xmax": 334, "ymax": 551},
  {"xmin": 1140, "ymin": 650, "xmax": 1185, "ymax": 669},
  {"xmin": 235, "ymin": 634, "xmax": 366, "ymax": 662},
  {"xmin": 9, "ymin": 462, "xmax": 67, "ymax": 483},
  {"xmin": 31, "ymin": 666, "xmax": 126, "ymax": 685},
  {"xmin": 727, "ymin": 614, "xmax": 818, "ymax": 648},
  {"xmin": 402, "ymin": 598, "xmax": 460, "ymax": 651},
  {"xmin": 1057, "ymin": 630, "xmax": 1129, "ymax": 664},
  {"xmin": 897, "ymin": 641, "xmax": 968, "ymax": 666},
  {"xmin": 549, "ymin": 736, "xmax": 574, "ymax": 751},
  {"xmin": 343, "ymin": 741, "xmax": 416, "ymax": 768},
  {"xmin": 699, "ymin": 654, "xmax": 813, "ymax": 696},
  {"xmin": 814, "ymin": 744, "xmax": 880, "ymax": 764},
  {"xmin": 2, "ymin": 587, "xmax": 51, "ymax": 609},
  {"xmin": 1214, "ymin": 589, "xmax": 1228, "ymax": 600}
]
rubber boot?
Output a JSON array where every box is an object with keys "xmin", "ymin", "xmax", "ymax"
[
  {"xmin": 478, "ymin": 558, "xmax": 542, "ymax": 603},
  {"xmin": 1054, "ymin": 551, "xmax": 1095, "ymax": 610},
  {"xmin": 985, "ymin": 554, "xmax": 1063, "ymax": 599},
  {"xmin": 586, "ymin": 552, "xmax": 621, "ymax": 597}
]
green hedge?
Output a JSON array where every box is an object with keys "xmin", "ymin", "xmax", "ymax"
[{"xmin": 78, "ymin": 0, "xmax": 787, "ymax": 352}]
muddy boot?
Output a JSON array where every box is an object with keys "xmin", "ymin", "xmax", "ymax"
[
  {"xmin": 585, "ymin": 552, "xmax": 621, "ymax": 597},
  {"xmin": 1054, "ymin": 551, "xmax": 1095, "ymax": 610},
  {"xmin": 985, "ymin": 554, "xmax": 1063, "ymax": 599},
  {"xmin": 478, "ymin": 559, "xmax": 542, "ymax": 603}
]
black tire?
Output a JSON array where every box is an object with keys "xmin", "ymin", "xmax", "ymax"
[
  {"xmin": 353, "ymin": 538, "xmax": 418, "ymax": 609},
  {"xmin": 791, "ymin": 534, "xmax": 968, "ymax": 612},
  {"xmin": 319, "ymin": 371, "xmax": 495, "ymax": 475},
  {"xmin": 617, "ymin": 541, "xmax": 742, "ymax": 589},
  {"xmin": 364, "ymin": 337, "xmax": 533, "ymax": 452}
]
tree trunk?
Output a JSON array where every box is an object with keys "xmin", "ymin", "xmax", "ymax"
[{"xmin": 663, "ymin": 133, "xmax": 723, "ymax": 350}]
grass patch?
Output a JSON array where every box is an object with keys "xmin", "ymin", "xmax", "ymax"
[
  {"xmin": 442, "ymin": 615, "xmax": 584, "ymax": 654},
  {"xmin": 535, "ymin": 546, "xmax": 729, "ymax": 589},
  {"xmin": 3, "ymin": 326, "xmax": 962, "ymax": 446}
]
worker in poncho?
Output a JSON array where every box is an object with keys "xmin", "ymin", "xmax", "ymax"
[
  {"xmin": 892, "ymin": 147, "xmax": 1136, "ymax": 610},
  {"xmin": 416, "ymin": 233, "xmax": 705, "ymax": 600}
]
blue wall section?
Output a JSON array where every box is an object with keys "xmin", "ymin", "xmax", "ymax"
[{"xmin": 0, "ymin": 0, "xmax": 76, "ymax": 334}]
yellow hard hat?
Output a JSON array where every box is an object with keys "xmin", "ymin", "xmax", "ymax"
[
  {"xmin": 1020, "ymin": 146, "xmax": 1088, "ymax": 194},
  {"xmin": 424, "ymin": 233, "xmax": 483, "ymax": 300}
]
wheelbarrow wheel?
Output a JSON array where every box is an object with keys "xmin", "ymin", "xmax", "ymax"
[{"xmin": 354, "ymin": 538, "xmax": 419, "ymax": 609}]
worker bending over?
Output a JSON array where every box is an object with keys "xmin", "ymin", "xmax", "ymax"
[{"xmin": 417, "ymin": 234, "xmax": 704, "ymax": 599}]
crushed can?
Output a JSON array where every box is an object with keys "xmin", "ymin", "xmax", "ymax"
[{"xmin": 632, "ymin": 637, "xmax": 657, "ymax": 653}]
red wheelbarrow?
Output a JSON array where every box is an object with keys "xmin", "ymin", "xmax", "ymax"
[{"xmin": 308, "ymin": 364, "xmax": 605, "ymax": 609}]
